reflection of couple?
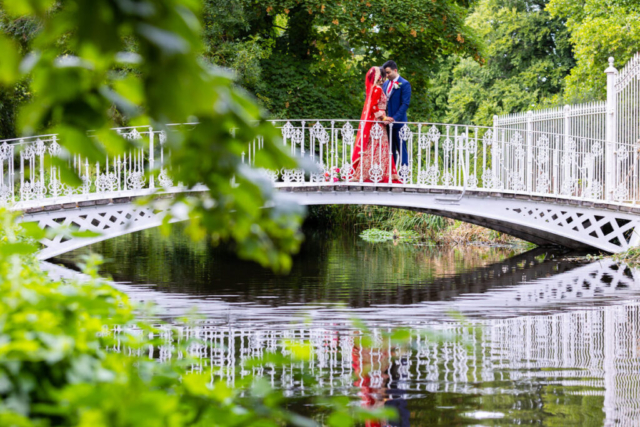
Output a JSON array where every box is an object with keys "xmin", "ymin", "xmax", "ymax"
[
  {"xmin": 352, "ymin": 61, "xmax": 412, "ymax": 183},
  {"xmin": 352, "ymin": 344, "xmax": 411, "ymax": 427}
]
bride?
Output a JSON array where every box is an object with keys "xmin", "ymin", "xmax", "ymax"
[{"xmin": 351, "ymin": 66, "xmax": 400, "ymax": 183}]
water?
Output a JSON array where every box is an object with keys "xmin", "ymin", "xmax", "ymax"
[{"xmin": 54, "ymin": 225, "xmax": 640, "ymax": 426}]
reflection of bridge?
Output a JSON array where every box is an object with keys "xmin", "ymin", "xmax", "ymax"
[
  {"xmin": 16, "ymin": 181, "xmax": 640, "ymax": 259},
  {"xmin": 46, "ymin": 247, "xmax": 640, "ymax": 319},
  {"xmin": 3, "ymin": 54, "xmax": 640, "ymax": 257},
  {"xmin": 44, "ymin": 257, "xmax": 640, "ymax": 425}
]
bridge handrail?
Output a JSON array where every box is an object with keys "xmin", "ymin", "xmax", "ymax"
[{"xmin": 0, "ymin": 118, "xmax": 637, "ymax": 207}]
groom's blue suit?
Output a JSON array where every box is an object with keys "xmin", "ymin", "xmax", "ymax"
[{"xmin": 383, "ymin": 76, "xmax": 412, "ymax": 167}]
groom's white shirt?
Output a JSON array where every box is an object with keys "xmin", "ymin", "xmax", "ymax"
[{"xmin": 386, "ymin": 75, "xmax": 400, "ymax": 97}]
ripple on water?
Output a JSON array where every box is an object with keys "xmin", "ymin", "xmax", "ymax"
[{"xmin": 50, "ymin": 225, "xmax": 640, "ymax": 426}]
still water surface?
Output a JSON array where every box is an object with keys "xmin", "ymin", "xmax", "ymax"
[{"xmin": 57, "ymin": 226, "xmax": 640, "ymax": 426}]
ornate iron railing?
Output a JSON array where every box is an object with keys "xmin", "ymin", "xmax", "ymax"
[
  {"xmin": 494, "ymin": 54, "xmax": 640, "ymax": 202},
  {"xmin": 0, "ymin": 118, "xmax": 638, "ymax": 208}
]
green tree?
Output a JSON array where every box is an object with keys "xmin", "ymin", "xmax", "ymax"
[
  {"xmin": 0, "ymin": 10, "xmax": 39, "ymax": 138},
  {"xmin": 202, "ymin": 0, "xmax": 483, "ymax": 120},
  {"xmin": 547, "ymin": 0, "xmax": 640, "ymax": 101},
  {"xmin": 433, "ymin": 0, "xmax": 575, "ymax": 125}
]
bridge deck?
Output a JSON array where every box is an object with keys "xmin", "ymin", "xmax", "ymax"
[{"xmin": 15, "ymin": 183, "xmax": 640, "ymax": 258}]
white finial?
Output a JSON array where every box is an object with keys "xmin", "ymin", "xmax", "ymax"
[{"xmin": 605, "ymin": 57, "xmax": 617, "ymax": 73}]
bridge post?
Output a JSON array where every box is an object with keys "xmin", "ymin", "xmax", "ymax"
[
  {"xmin": 526, "ymin": 110, "xmax": 533, "ymax": 192},
  {"xmin": 492, "ymin": 115, "xmax": 499, "ymax": 186},
  {"xmin": 564, "ymin": 105, "xmax": 571, "ymax": 191},
  {"xmin": 605, "ymin": 57, "xmax": 618, "ymax": 201},
  {"xmin": 149, "ymin": 126, "xmax": 155, "ymax": 189}
]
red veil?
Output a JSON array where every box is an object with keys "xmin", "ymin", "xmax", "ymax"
[{"xmin": 351, "ymin": 67, "xmax": 383, "ymax": 166}]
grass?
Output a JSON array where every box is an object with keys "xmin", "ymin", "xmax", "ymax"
[
  {"xmin": 612, "ymin": 246, "xmax": 640, "ymax": 264},
  {"xmin": 306, "ymin": 205, "xmax": 526, "ymax": 246}
]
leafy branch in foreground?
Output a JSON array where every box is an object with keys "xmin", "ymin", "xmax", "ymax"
[
  {"xmin": 0, "ymin": 209, "xmax": 394, "ymax": 426},
  {"xmin": 0, "ymin": 0, "xmax": 303, "ymax": 272}
]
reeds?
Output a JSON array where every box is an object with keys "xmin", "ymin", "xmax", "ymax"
[{"xmin": 306, "ymin": 205, "xmax": 524, "ymax": 246}]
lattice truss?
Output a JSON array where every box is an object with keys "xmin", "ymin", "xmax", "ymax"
[
  {"xmin": 505, "ymin": 259, "xmax": 639, "ymax": 305},
  {"xmin": 28, "ymin": 204, "xmax": 169, "ymax": 259},
  {"xmin": 505, "ymin": 204, "xmax": 639, "ymax": 251}
]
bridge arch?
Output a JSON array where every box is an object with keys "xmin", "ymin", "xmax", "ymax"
[
  {"xmin": 277, "ymin": 185, "xmax": 640, "ymax": 253},
  {"xmin": 18, "ymin": 184, "xmax": 640, "ymax": 260}
]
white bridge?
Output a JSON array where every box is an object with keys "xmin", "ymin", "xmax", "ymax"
[{"xmin": 3, "ymin": 55, "xmax": 640, "ymax": 259}]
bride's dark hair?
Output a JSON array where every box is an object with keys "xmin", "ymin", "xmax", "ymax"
[{"xmin": 379, "ymin": 67, "xmax": 385, "ymax": 81}]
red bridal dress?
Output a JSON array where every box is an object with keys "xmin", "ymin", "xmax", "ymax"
[{"xmin": 351, "ymin": 67, "xmax": 400, "ymax": 183}]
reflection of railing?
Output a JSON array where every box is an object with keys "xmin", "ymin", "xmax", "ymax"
[
  {"xmin": 43, "ymin": 256, "xmax": 640, "ymax": 424},
  {"xmin": 102, "ymin": 258, "xmax": 640, "ymax": 424}
]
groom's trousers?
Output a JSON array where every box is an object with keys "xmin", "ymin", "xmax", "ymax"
[{"xmin": 390, "ymin": 125, "xmax": 409, "ymax": 168}]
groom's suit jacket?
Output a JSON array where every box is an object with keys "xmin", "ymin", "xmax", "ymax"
[{"xmin": 383, "ymin": 76, "xmax": 412, "ymax": 123}]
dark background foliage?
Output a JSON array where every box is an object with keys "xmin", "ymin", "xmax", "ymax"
[{"xmin": 1, "ymin": 0, "xmax": 638, "ymax": 134}]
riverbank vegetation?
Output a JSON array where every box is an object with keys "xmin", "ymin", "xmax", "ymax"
[
  {"xmin": 612, "ymin": 246, "xmax": 640, "ymax": 265},
  {"xmin": 307, "ymin": 205, "xmax": 524, "ymax": 246}
]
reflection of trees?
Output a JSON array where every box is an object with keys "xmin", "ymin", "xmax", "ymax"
[
  {"xmin": 53, "ymin": 241, "xmax": 640, "ymax": 426},
  {"xmin": 56, "ymin": 225, "xmax": 531, "ymax": 306}
]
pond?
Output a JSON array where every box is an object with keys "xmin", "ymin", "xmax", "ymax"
[{"xmin": 54, "ymin": 225, "xmax": 640, "ymax": 426}]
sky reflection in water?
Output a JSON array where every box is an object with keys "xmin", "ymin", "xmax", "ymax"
[{"xmin": 55, "ymin": 225, "xmax": 640, "ymax": 426}]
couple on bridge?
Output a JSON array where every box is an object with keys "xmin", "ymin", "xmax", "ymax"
[{"xmin": 351, "ymin": 60, "xmax": 412, "ymax": 183}]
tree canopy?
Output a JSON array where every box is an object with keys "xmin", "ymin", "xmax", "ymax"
[
  {"xmin": 202, "ymin": 0, "xmax": 482, "ymax": 119},
  {"xmin": 547, "ymin": 0, "xmax": 640, "ymax": 101},
  {"xmin": 429, "ymin": 0, "xmax": 575, "ymax": 125}
]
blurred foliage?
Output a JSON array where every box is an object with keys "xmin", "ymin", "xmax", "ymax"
[
  {"xmin": 0, "ymin": 0, "xmax": 304, "ymax": 272},
  {"xmin": 0, "ymin": 209, "xmax": 394, "ymax": 426},
  {"xmin": 547, "ymin": 0, "xmax": 640, "ymax": 101}
]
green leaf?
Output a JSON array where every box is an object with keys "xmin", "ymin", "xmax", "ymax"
[
  {"xmin": 3, "ymin": 0, "xmax": 56, "ymax": 16},
  {"xmin": 44, "ymin": 157, "xmax": 83, "ymax": 187},
  {"xmin": 0, "ymin": 36, "xmax": 21, "ymax": 85},
  {"xmin": 0, "ymin": 242, "xmax": 38, "ymax": 255},
  {"xmin": 19, "ymin": 222, "xmax": 46, "ymax": 240}
]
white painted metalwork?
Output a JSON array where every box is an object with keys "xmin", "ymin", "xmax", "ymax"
[
  {"xmin": 5, "ymin": 55, "xmax": 640, "ymax": 256},
  {"xmin": 20, "ymin": 184, "xmax": 640, "ymax": 260},
  {"xmin": 0, "ymin": 120, "xmax": 619, "ymax": 203},
  {"xmin": 496, "ymin": 54, "xmax": 640, "ymax": 203}
]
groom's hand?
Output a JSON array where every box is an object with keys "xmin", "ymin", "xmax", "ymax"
[{"xmin": 384, "ymin": 117, "xmax": 395, "ymax": 123}]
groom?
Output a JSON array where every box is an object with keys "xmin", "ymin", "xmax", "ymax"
[{"xmin": 382, "ymin": 60, "xmax": 411, "ymax": 167}]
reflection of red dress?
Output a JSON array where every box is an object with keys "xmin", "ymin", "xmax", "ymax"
[
  {"xmin": 352, "ymin": 347, "xmax": 383, "ymax": 427},
  {"xmin": 351, "ymin": 67, "xmax": 400, "ymax": 184}
]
